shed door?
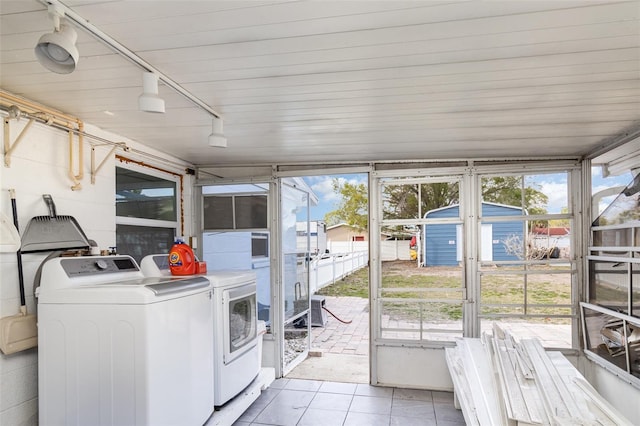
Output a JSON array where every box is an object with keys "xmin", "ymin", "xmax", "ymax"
[
  {"xmin": 481, "ymin": 224, "xmax": 493, "ymax": 261},
  {"xmin": 461, "ymin": 224, "xmax": 492, "ymax": 261}
]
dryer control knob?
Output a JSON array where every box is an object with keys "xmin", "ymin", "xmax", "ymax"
[{"xmin": 95, "ymin": 259, "xmax": 108, "ymax": 270}]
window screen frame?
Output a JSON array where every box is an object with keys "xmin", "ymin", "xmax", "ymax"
[
  {"xmin": 203, "ymin": 192, "xmax": 268, "ymax": 231},
  {"xmin": 115, "ymin": 163, "xmax": 181, "ymax": 263}
]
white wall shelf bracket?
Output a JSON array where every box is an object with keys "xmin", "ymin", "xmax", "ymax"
[
  {"xmin": 3, "ymin": 117, "xmax": 35, "ymax": 167},
  {"xmin": 91, "ymin": 142, "xmax": 127, "ymax": 184}
]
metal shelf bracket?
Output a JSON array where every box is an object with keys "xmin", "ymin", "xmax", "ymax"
[
  {"xmin": 3, "ymin": 117, "xmax": 35, "ymax": 167},
  {"xmin": 91, "ymin": 142, "xmax": 127, "ymax": 184}
]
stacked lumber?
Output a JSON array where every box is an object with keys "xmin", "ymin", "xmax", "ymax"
[{"xmin": 445, "ymin": 325, "xmax": 632, "ymax": 426}]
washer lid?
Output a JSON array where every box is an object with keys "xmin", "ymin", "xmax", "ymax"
[{"xmin": 38, "ymin": 275, "xmax": 211, "ymax": 304}]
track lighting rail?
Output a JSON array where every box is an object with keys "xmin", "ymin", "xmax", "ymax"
[{"xmin": 37, "ymin": 0, "xmax": 221, "ymax": 119}]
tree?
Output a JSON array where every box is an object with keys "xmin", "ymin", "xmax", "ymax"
[
  {"xmin": 324, "ymin": 178, "xmax": 368, "ymax": 230},
  {"xmin": 384, "ymin": 182, "xmax": 458, "ymax": 219},
  {"xmin": 381, "ymin": 176, "xmax": 549, "ymax": 220},
  {"xmin": 549, "ymin": 207, "xmax": 570, "ymax": 227},
  {"xmin": 481, "ymin": 176, "xmax": 549, "ymax": 230},
  {"xmin": 481, "ymin": 176, "xmax": 548, "ymax": 216},
  {"xmin": 325, "ymin": 175, "xmax": 549, "ymax": 230}
]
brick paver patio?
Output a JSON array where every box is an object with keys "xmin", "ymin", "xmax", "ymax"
[
  {"xmin": 310, "ymin": 295, "xmax": 572, "ymax": 353},
  {"xmin": 311, "ymin": 296, "xmax": 369, "ymax": 356}
]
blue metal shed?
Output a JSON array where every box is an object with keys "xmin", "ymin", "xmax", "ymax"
[{"xmin": 424, "ymin": 202, "xmax": 523, "ymax": 266}]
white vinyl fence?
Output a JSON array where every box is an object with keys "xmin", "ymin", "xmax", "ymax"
[
  {"xmin": 310, "ymin": 239, "xmax": 412, "ymax": 293},
  {"xmin": 380, "ymin": 239, "xmax": 411, "ymax": 261},
  {"xmin": 327, "ymin": 239, "xmax": 411, "ymax": 261},
  {"xmin": 310, "ymin": 251, "xmax": 368, "ymax": 293}
]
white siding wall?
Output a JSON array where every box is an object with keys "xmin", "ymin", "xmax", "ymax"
[
  {"xmin": 580, "ymin": 356, "xmax": 640, "ymax": 422},
  {"xmin": 0, "ymin": 119, "xmax": 193, "ymax": 425}
]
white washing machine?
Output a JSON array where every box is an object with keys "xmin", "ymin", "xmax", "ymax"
[
  {"xmin": 37, "ymin": 255, "xmax": 214, "ymax": 426},
  {"xmin": 141, "ymin": 254, "xmax": 260, "ymax": 406}
]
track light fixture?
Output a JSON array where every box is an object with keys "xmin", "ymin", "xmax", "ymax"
[
  {"xmin": 34, "ymin": 0, "xmax": 222, "ymax": 123},
  {"xmin": 138, "ymin": 72, "xmax": 165, "ymax": 113},
  {"xmin": 208, "ymin": 117, "xmax": 227, "ymax": 148},
  {"xmin": 34, "ymin": 4, "xmax": 79, "ymax": 74}
]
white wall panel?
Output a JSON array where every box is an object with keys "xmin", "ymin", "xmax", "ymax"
[
  {"xmin": 581, "ymin": 357, "xmax": 640, "ymax": 423},
  {"xmin": 376, "ymin": 346, "xmax": 453, "ymax": 391},
  {"xmin": 0, "ymin": 118, "xmax": 193, "ymax": 425}
]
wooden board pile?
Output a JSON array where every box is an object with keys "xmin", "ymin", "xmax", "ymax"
[{"xmin": 445, "ymin": 325, "xmax": 632, "ymax": 426}]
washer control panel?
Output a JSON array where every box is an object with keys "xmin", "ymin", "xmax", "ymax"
[{"xmin": 61, "ymin": 255, "xmax": 139, "ymax": 277}]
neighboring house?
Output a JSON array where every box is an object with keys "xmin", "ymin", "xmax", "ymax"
[
  {"xmin": 327, "ymin": 223, "xmax": 368, "ymax": 242},
  {"xmin": 424, "ymin": 202, "xmax": 523, "ymax": 266},
  {"xmin": 532, "ymin": 226, "xmax": 570, "ymax": 258},
  {"xmin": 326, "ymin": 223, "xmax": 373, "ymax": 255},
  {"xmin": 532, "ymin": 226, "xmax": 570, "ymax": 244}
]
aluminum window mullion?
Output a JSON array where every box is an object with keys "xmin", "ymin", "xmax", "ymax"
[
  {"xmin": 477, "ymin": 213, "xmax": 572, "ymax": 222},
  {"xmin": 592, "ymin": 222, "xmax": 640, "ymax": 231},
  {"xmin": 480, "ymin": 269, "xmax": 573, "ymax": 276},
  {"xmin": 628, "ymin": 262, "xmax": 633, "ymax": 316},
  {"xmin": 381, "ymin": 218, "xmax": 462, "ymax": 227},
  {"xmin": 587, "ymin": 255, "xmax": 640, "ymax": 263},
  {"xmin": 589, "ymin": 246, "xmax": 640, "ymax": 252},
  {"xmin": 370, "ymin": 171, "xmax": 381, "ymax": 385},
  {"xmin": 380, "ymin": 297, "xmax": 464, "ymax": 304},
  {"xmin": 115, "ymin": 216, "xmax": 179, "ymax": 229},
  {"xmin": 382, "ymin": 287, "xmax": 465, "ymax": 292}
]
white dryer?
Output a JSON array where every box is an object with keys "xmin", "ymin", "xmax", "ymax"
[
  {"xmin": 141, "ymin": 254, "xmax": 260, "ymax": 406},
  {"xmin": 37, "ymin": 255, "xmax": 214, "ymax": 426}
]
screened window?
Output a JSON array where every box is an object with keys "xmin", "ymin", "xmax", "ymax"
[
  {"xmin": 116, "ymin": 168, "xmax": 177, "ymax": 221},
  {"xmin": 252, "ymin": 233, "xmax": 269, "ymax": 258},
  {"xmin": 478, "ymin": 171, "xmax": 573, "ymax": 348},
  {"xmin": 586, "ymin": 148, "xmax": 640, "ymax": 387},
  {"xmin": 589, "ymin": 171, "xmax": 640, "ymax": 317},
  {"xmin": 115, "ymin": 166, "xmax": 179, "ymax": 263},
  {"xmin": 203, "ymin": 196, "xmax": 233, "ymax": 229},
  {"xmin": 374, "ymin": 169, "xmax": 576, "ymax": 347},
  {"xmin": 201, "ymin": 183, "xmax": 272, "ymax": 328},
  {"xmin": 115, "ymin": 225, "xmax": 175, "ymax": 263},
  {"xmin": 203, "ymin": 194, "xmax": 267, "ymax": 230}
]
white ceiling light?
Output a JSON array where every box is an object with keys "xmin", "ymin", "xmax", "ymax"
[
  {"xmin": 208, "ymin": 117, "xmax": 227, "ymax": 148},
  {"xmin": 34, "ymin": 4, "xmax": 79, "ymax": 74},
  {"xmin": 35, "ymin": 0, "xmax": 221, "ymax": 120},
  {"xmin": 138, "ymin": 72, "xmax": 165, "ymax": 113}
]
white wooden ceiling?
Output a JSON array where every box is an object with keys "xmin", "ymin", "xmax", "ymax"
[{"xmin": 1, "ymin": 0, "xmax": 639, "ymax": 166}]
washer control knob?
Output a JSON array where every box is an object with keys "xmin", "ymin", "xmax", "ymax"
[{"xmin": 95, "ymin": 259, "xmax": 109, "ymax": 270}]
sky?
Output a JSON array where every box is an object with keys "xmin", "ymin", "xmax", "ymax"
[
  {"xmin": 302, "ymin": 169, "xmax": 634, "ymax": 223},
  {"xmin": 303, "ymin": 174, "xmax": 367, "ymax": 221}
]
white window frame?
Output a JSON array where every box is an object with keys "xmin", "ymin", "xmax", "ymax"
[{"xmin": 115, "ymin": 162, "xmax": 181, "ymax": 237}]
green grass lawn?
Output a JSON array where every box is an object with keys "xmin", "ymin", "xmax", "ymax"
[
  {"xmin": 316, "ymin": 266, "xmax": 369, "ymax": 298},
  {"xmin": 316, "ymin": 262, "xmax": 573, "ymax": 323}
]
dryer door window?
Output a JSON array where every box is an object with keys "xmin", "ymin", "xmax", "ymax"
[{"xmin": 225, "ymin": 288, "xmax": 257, "ymax": 364}]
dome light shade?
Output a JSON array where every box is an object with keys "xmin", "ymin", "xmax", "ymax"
[
  {"xmin": 34, "ymin": 25, "xmax": 79, "ymax": 74},
  {"xmin": 138, "ymin": 72, "xmax": 165, "ymax": 113},
  {"xmin": 208, "ymin": 117, "xmax": 227, "ymax": 148}
]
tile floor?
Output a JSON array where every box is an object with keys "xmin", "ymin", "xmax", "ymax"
[{"xmin": 232, "ymin": 378, "xmax": 466, "ymax": 426}]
